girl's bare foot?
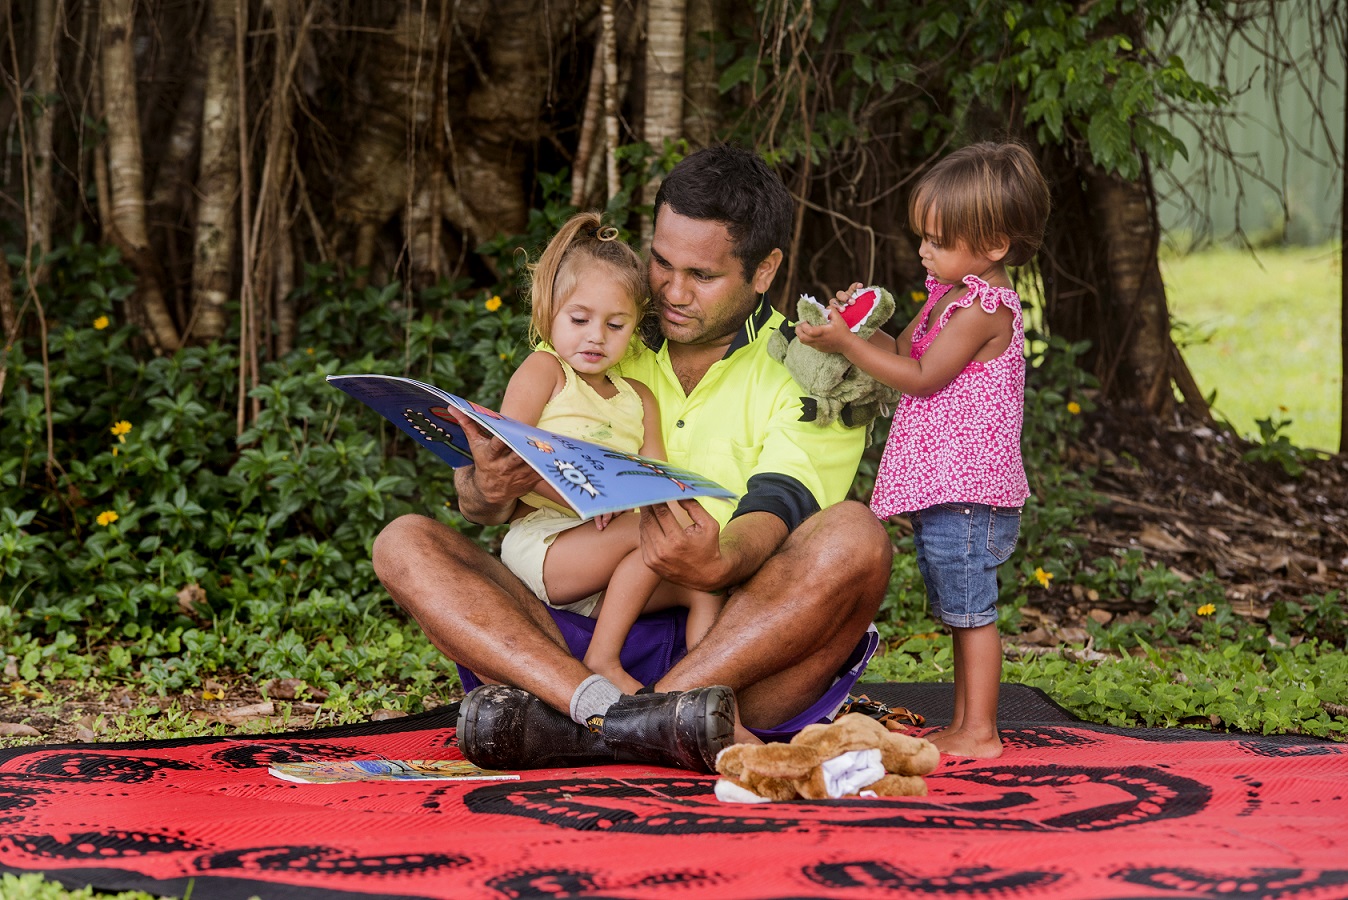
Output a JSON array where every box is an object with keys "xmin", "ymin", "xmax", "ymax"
[{"xmin": 932, "ymin": 728, "xmax": 1003, "ymax": 759}]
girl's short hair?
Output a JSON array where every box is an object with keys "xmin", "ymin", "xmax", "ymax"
[
  {"xmin": 908, "ymin": 142, "xmax": 1051, "ymax": 267},
  {"xmin": 526, "ymin": 211, "xmax": 648, "ymax": 346}
]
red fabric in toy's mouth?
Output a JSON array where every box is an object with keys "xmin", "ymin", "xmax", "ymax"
[
  {"xmin": 839, "ymin": 287, "xmax": 879, "ymax": 330},
  {"xmin": 0, "ymin": 683, "xmax": 1345, "ymax": 900}
]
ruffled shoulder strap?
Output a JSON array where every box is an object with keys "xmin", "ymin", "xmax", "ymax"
[{"xmin": 934, "ymin": 275, "xmax": 1021, "ymax": 331}]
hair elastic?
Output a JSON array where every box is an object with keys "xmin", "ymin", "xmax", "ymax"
[{"xmin": 594, "ymin": 226, "xmax": 619, "ymax": 242}]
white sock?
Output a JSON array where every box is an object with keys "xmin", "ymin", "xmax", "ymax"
[{"xmin": 569, "ymin": 674, "xmax": 622, "ymax": 726}]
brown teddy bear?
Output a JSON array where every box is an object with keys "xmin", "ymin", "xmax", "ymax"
[{"xmin": 714, "ymin": 713, "xmax": 939, "ymax": 803}]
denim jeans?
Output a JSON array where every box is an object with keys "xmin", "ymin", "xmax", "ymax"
[{"xmin": 910, "ymin": 503, "xmax": 1021, "ymax": 628}]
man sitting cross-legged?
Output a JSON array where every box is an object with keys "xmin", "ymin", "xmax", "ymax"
[{"xmin": 372, "ymin": 145, "xmax": 892, "ymax": 772}]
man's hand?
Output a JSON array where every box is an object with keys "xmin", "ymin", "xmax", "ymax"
[
  {"xmin": 449, "ymin": 410, "xmax": 538, "ymax": 525},
  {"xmin": 637, "ymin": 500, "xmax": 731, "ymax": 592}
]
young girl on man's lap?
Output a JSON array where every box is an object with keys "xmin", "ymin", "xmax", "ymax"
[
  {"xmin": 798, "ymin": 142, "xmax": 1051, "ymax": 758},
  {"xmin": 498, "ymin": 211, "xmax": 722, "ymax": 696}
]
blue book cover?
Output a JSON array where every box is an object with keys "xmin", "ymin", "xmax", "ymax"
[{"xmin": 327, "ymin": 374, "xmax": 738, "ymax": 518}]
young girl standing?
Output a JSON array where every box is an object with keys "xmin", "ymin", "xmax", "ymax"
[
  {"xmin": 797, "ymin": 142, "xmax": 1050, "ymax": 758},
  {"xmin": 498, "ymin": 211, "xmax": 722, "ymax": 695}
]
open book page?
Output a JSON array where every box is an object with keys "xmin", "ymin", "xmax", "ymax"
[
  {"xmin": 327, "ymin": 374, "xmax": 737, "ymax": 519},
  {"xmin": 268, "ymin": 759, "xmax": 519, "ymax": 784}
]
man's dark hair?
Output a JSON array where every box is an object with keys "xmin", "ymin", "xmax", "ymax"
[{"xmin": 653, "ymin": 145, "xmax": 793, "ymax": 281}]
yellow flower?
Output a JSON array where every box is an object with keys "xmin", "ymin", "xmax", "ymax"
[
  {"xmin": 499, "ymin": 352, "xmax": 508, "ymax": 361},
  {"xmin": 93, "ymin": 315, "xmax": 110, "ymax": 330},
  {"xmin": 305, "ymin": 347, "xmax": 315, "ymax": 355},
  {"xmin": 110, "ymin": 420, "xmax": 132, "ymax": 443},
  {"xmin": 1066, "ymin": 401, "xmax": 1081, "ymax": 415},
  {"xmin": 112, "ymin": 446, "xmax": 119, "ymax": 457},
  {"xmin": 910, "ymin": 291, "xmax": 926, "ymax": 303},
  {"xmin": 1197, "ymin": 603, "xmax": 1216, "ymax": 616},
  {"xmin": 96, "ymin": 510, "xmax": 119, "ymax": 527},
  {"xmin": 1034, "ymin": 567, "xmax": 1053, "ymax": 588},
  {"xmin": 485, "ymin": 295, "xmax": 503, "ymax": 312}
]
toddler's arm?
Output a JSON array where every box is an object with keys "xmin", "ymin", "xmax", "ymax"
[{"xmin": 798, "ymin": 290, "xmax": 1010, "ymax": 397}]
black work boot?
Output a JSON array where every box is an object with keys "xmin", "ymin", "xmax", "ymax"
[
  {"xmin": 603, "ymin": 685, "xmax": 737, "ymax": 773},
  {"xmin": 456, "ymin": 683, "xmax": 736, "ymax": 774},
  {"xmin": 456, "ymin": 684, "xmax": 607, "ymax": 770}
]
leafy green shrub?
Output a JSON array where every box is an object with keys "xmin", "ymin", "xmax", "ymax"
[{"xmin": 0, "ymin": 226, "xmax": 539, "ymax": 700}]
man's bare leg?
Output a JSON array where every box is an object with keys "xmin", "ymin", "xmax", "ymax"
[
  {"xmin": 652, "ymin": 501, "xmax": 891, "ymax": 741},
  {"xmin": 374, "ymin": 513, "xmax": 737, "ymax": 772},
  {"xmin": 372, "ymin": 513, "xmax": 593, "ymax": 712}
]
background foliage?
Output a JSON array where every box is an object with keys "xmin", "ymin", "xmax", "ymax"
[{"xmin": 2, "ymin": 1, "xmax": 1344, "ymax": 752}]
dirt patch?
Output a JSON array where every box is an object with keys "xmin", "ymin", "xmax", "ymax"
[{"xmin": 1074, "ymin": 406, "xmax": 1348, "ymax": 615}]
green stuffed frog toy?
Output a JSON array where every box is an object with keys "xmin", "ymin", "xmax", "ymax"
[{"xmin": 767, "ymin": 285, "xmax": 902, "ymax": 432}]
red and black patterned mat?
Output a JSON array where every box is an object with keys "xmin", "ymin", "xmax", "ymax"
[{"xmin": 1, "ymin": 683, "xmax": 1346, "ymax": 899}]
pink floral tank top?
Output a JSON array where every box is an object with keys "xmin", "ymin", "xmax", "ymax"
[{"xmin": 869, "ymin": 275, "xmax": 1029, "ymax": 517}]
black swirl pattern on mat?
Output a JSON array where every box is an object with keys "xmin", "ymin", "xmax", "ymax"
[
  {"xmin": 462, "ymin": 764, "xmax": 1208, "ymax": 835},
  {"xmin": 0, "ymin": 782, "xmax": 50, "ymax": 822},
  {"xmin": 196, "ymin": 845, "xmax": 470, "ymax": 875},
  {"xmin": 805, "ymin": 861, "xmax": 1063, "ymax": 894},
  {"xmin": 21, "ymin": 753, "xmax": 198, "ymax": 782},
  {"xmin": 998, "ymin": 727, "xmax": 1099, "ymax": 751},
  {"xmin": 1114, "ymin": 866, "xmax": 1348, "ymax": 895},
  {"xmin": 1236, "ymin": 740, "xmax": 1347, "ymax": 759},
  {"xmin": 485, "ymin": 867, "xmax": 725, "ymax": 899},
  {"xmin": 211, "ymin": 741, "xmax": 365, "ymax": 769},
  {"xmin": 4, "ymin": 830, "xmax": 200, "ymax": 859}
]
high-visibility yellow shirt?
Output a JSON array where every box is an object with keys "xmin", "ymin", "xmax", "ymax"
[{"xmin": 619, "ymin": 299, "xmax": 867, "ymax": 529}]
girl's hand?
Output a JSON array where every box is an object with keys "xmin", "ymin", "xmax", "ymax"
[
  {"xmin": 796, "ymin": 307, "xmax": 855, "ymax": 354},
  {"xmin": 592, "ymin": 512, "xmax": 615, "ymax": 531},
  {"xmin": 833, "ymin": 282, "xmax": 865, "ymax": 308}
]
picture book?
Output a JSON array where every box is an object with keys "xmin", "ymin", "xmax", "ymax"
[
  {"xmin": 327, "ymin": 374, "xmax": 738, "ymax": 519},
  {"xmin": 268, "ymin": 759, "xmax": 520, "ymax": 784}
]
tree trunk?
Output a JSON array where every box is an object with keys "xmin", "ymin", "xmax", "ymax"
[
  {"xmin": 571, "ymin": 38, "xmax": 604, "ymax": 208},
  {"xmin": 147, "ymin": 53, "xmax": 206, "ymax": 321},
  {"xmin": 100, "ymin": 0, "xmax": 180, "ymax": 352},
  {"xmin": 28, "ymin": 0, "xmax": 61, "ymax": 279},
  {"xmin": 459, "ymin": 0, "xmax": 574, "ymax": 233},
  {"xmin": 189, "ymin": 0, "xmax": 239, "ymax": 343},
  {"xmin": 333, "ymin": 6, "xmax": 426, "ymax": 284},
  {"xmin": 640, "ymin": 0, "xmax": 685, "ymax": 241},
  {"xmin": 601, "ymin": 0, "xmax": 620, "ymax": 200},
  {"xmin": 1043, "ymin": 151, "xmax": 1210, "ymax": 418},
  {"xmin": 682, "ymin": 0, "xmax": 718, "ymax": 149}
]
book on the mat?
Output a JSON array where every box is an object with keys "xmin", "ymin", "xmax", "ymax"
[
  {"xmin": 268, "ymin": 759, "xmax": 520, "ymax": 784},
  {"xmin": 327, "ymin": 374, "xmax": 737, "ymax": 518}
]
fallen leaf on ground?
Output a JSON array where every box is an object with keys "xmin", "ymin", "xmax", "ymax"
[
  {"xmin": 221, "ymin": 701, "xmax": 275, "ymax": 724},
  {"xmin": 0, "ymin": 722, "xmax": 41, "ymax": 737},
  {"xmin": 264, "ymin": 678, "xmax": 305, "ymax": 700}
]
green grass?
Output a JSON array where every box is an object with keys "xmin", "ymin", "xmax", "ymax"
[{"xmin": 1161, "ymin": 242, "xmax": 1342, "ymax": 452}]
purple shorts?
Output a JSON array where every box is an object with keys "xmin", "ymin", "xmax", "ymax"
[{"xmin": 455, "ymin": 607, "xmax": 879, "ymax": 742}]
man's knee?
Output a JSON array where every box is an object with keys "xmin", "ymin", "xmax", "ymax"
[
  {"xmin": 372, "ymin": 514, "xmax": 475, "ymax": 602},
  {"xmin": 795, "ymin": 501, "xmax": 891, "ymax": 571}
]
